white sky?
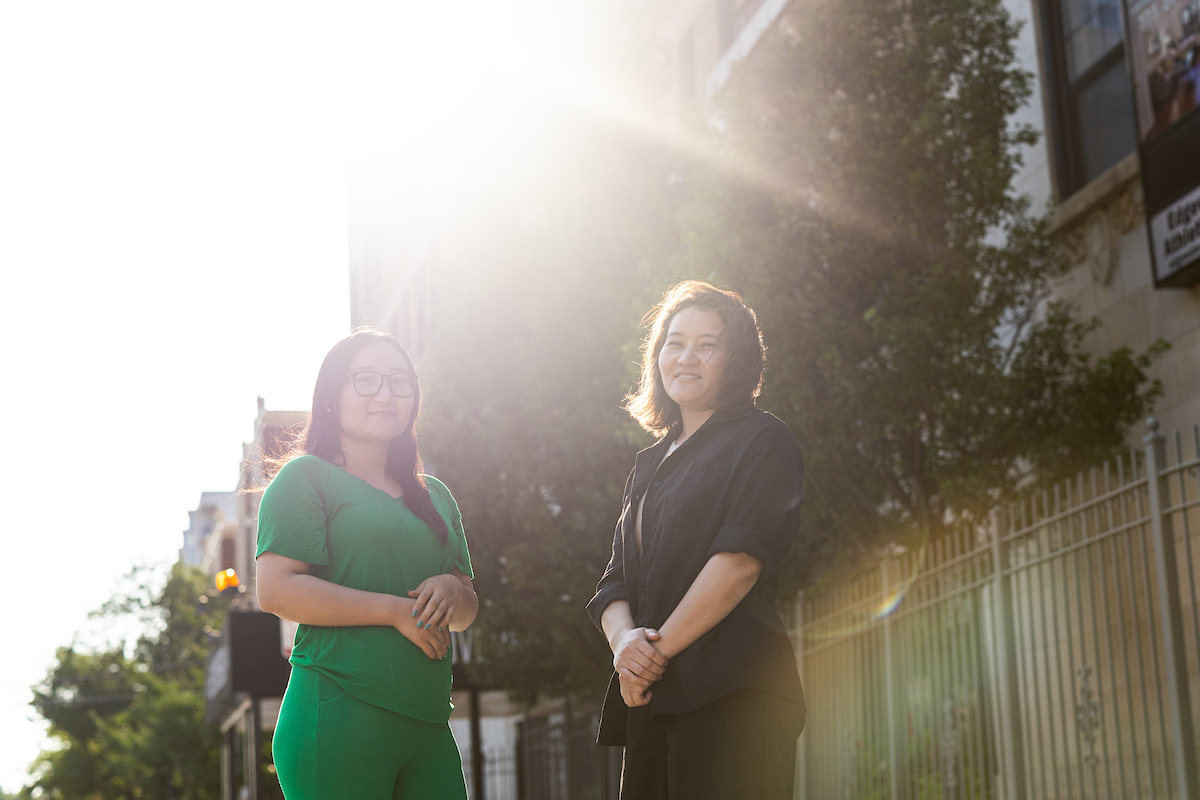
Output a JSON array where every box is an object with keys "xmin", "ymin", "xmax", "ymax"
[
  {"xmin": 0, "ymin": 2, "xmax": 609, "ymax": 791},
  {"xmin": 0, "ymin": 4, "xmax": 349, "ymax": 791}
]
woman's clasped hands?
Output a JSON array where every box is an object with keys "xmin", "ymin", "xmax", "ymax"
[
  {"xmin": 612, "ymin": 627, "xmax": 669, "ymax": 707},
  {"xmin": 397, "ymin": 573, "xmax": 464, "ymax": 661}
]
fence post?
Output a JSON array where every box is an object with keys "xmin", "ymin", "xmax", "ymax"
[
  {"xmin": 881, "ymin": 555, "xmax": 900, "ymax": 800},
  {"xmin": 1144, "ymin": 418, "xmax": 1200, "ymax": 800},
  {"xmin": 990, "ymin": 508, "xmax": 1028, "ymax": 800},
  {"xmin": 516, "ymin": 719, "xmax": 526, "ymax": 800},
  {"xmin": 795, "ymin": 590, "xmax": 806, "ymax": 800},
  {"xmin": 246, "ymin": 700, "xmax": 261, "ymax": 800},
  {"xmin": 562, "ymin": 695, "xmax": 572, "ymax": 800}
]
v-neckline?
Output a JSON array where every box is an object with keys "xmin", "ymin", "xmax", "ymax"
[{"xmin": 333, "ymin": 462, "xmax": 405, "ymax": 501}]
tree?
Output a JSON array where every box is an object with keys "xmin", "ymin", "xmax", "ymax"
[
  {"xmin": 24, "ymin": 563, "xmax": 229, "ymax": 799},
  {"xmin": 417, "ymin": 96, "xmax": 679, "ymax": 702},
  {"xmin": 669, "ymin": 0, "xmax": 1165, "ymax": 589}
]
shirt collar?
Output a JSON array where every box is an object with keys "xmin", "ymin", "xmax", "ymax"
[{"xmin": 633, "ymin": 404, "xmax": 756, "ymax": 461}]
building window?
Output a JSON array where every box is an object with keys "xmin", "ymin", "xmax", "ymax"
[{"xmin": 1044, "ymin": 0, "xmax": 1139, "ymax": 195}]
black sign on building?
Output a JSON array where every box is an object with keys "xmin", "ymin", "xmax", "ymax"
[
  {"xmin": 205, "ymin": 611, "xmax": 292, "ymax": 724},
  {"xmin": 1123, "ymin": 0, "xmax": 1200, "ymax": 286}
]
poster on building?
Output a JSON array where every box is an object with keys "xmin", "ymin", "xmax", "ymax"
[
  {"xmin": 1126, "ymin": 0, "xmax": 1200, "ymax": 142},
  {"xmin": 1124, "ymin": 0, "xmax": 1200, "ymax": 286}
]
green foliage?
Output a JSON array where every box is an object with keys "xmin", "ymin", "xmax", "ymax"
[
  {"xmin": 24, "ymin": 563, "xmax": 226, "ymax": 799},
  {"xmin": 669, "ymin": 0, "xmax": 1166, "ymax": 589}
]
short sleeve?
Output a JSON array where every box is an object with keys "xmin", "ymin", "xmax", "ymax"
[
  {"xmin": 707, "ymin": 425, "xmax": 804, "ymax": 567},
  {"xmin": 256, "ymin": 456, "xmax": 331, "ymax": 566},
  {"xmin": 425, "ymin": 476, "xmax": 473, "ymax": 579}
]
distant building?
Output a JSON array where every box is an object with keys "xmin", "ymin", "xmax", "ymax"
[
  {"xmin": 233, "ymin": 399, "xmax": 307, "ymax": 605},
  {"xmin": 184, "ymin": 398, "xmax": 306, "ymax": 607},
  {"xmin": 180, "ymin": 491, "xmax": 236, "ymax": 568}
]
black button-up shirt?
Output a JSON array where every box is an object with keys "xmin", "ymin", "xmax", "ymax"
[{"xmin": 586, "ymin": 407, "xmax": 806, "ymax": 744}]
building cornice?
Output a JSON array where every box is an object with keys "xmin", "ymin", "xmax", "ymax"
[{"xmin": 1049, "ymin": 152, "xmax": 1140, "ymax": 234}]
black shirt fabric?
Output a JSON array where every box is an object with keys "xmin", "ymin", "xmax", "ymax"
[{"xmin": 586, "ymin": 407, "xmax": 807, "ymax": 745}]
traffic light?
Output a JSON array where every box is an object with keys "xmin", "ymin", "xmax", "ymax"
[{"xmin": 216, "ymin": 568, "xmax": 242, "ymax": 596}]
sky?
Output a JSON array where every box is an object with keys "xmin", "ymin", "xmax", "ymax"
[
  {"xmin": 0, "ymin": 2, "xmax": 617, "ymax": 791},
  {"xmin": 0, "ymin": 4, "xmax": 353, "ymax": 789}
]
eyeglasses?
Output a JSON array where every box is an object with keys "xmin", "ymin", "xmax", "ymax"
[{"xmin": 348, "ymin": 371, "xmax": 416, "ymax": 398}]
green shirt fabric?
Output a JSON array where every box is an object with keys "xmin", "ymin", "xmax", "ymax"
[{"xmin": 256, "ymin": 454, "xmax": 473, "ymax": 723}]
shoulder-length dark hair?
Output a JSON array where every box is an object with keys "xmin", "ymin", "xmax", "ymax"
[
  {"xmin": 625, "ymin": 281, "xmax": 765, "ymax": 437},
  {"xmin": 289, "ymin": 326, "xmax": 449, "ymax": 545}
]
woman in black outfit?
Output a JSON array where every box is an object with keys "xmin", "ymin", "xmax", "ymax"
[{"xmin": 587, "ymin": 281, "xmax": 806, "ymax": 800}]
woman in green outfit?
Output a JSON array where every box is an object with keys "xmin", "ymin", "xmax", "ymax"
[{"xmin": 256, "ymin": 327, "xmax": 477, "ymax": 800}]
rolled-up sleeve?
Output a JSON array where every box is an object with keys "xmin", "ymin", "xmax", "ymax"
[
  {"xmin": 586, "ymin": 519, "xmax": 627, "ymax": 631},
  {"xmin": 707, "ymin": 426, "xmax": 804, "ymax": 568},
  {"xmin": 586, "ymin": 469, "xmax": 635, "ymax": 631}
]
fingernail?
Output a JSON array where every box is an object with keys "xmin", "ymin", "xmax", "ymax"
[
  {"xmin": 411, "ymin": 608, "xmax": 418, "ymax": 617},
  {"xmin": 438, "ymin": 626, "xmax": 444, "ymax": 632}
]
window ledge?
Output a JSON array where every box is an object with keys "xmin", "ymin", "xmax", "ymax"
[{"xmin": 1049, "ymin": 152, "xmax": 1141, "ymax": 234}]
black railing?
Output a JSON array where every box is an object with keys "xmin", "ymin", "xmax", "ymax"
[
  {"xmin": 461, "ymin": 746, "xmax": 520, "ymax": 800},
  {"xmin": 517, "ymin": 700, "xmax": 621, "ymax": 800}
]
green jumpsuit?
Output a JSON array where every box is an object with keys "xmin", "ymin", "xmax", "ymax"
[{"xmin": 257, "ymin": 455, "xmax": 474, "ymax": 799}]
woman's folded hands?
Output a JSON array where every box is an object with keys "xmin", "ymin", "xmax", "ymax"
[{"xmin": 613, "ymin": 627, "xmax": 668, "ymax": 707}]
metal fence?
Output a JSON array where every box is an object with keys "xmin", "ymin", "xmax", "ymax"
[
  {"xmin": 462, "ymin": 746, "xmax": 520, "ymax": 800},
  {"xmin": 518, "ymin": 700, "xmax": 622, "ymax": 800},
  {"xmin": 797, "ymin": 419, "xmax": 1200, "ymax": 800},
  {"xmin": 510, "ymin": 420, "xmax": 1200, "ymax": 799}
]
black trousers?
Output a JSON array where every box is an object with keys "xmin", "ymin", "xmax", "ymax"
[{"xmin": 620, "ymin": 689, "xmax": 805, "ymax": 800}]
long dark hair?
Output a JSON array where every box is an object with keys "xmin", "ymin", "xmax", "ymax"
[
  {"xmin": 295, "ymin": 327, "xmax": 449, "ymax": 545},
  {"xmin": 625, "ymin": 280, "xmax": 765, "ymax": 437}
]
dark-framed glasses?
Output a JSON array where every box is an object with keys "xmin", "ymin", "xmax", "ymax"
[{"xmin": 349, "ymin": 371, "xmax": 415, "ymax": 398}]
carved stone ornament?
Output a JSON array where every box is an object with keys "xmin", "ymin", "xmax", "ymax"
[
  {"xmin": 1058, "ymin": 178, "xmax": 1143, "ymax": 286},
  {"xmin": 1060, "ymin": 225, "xmax": 1088, "ymax": 267},
  {"xmin": 1106, "ymin": 181, "xmax": 1145, "ymax": 235},
  {"xmin": 1085, "ymin": 210, "xmax": 1117, "ymax": 286}
]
